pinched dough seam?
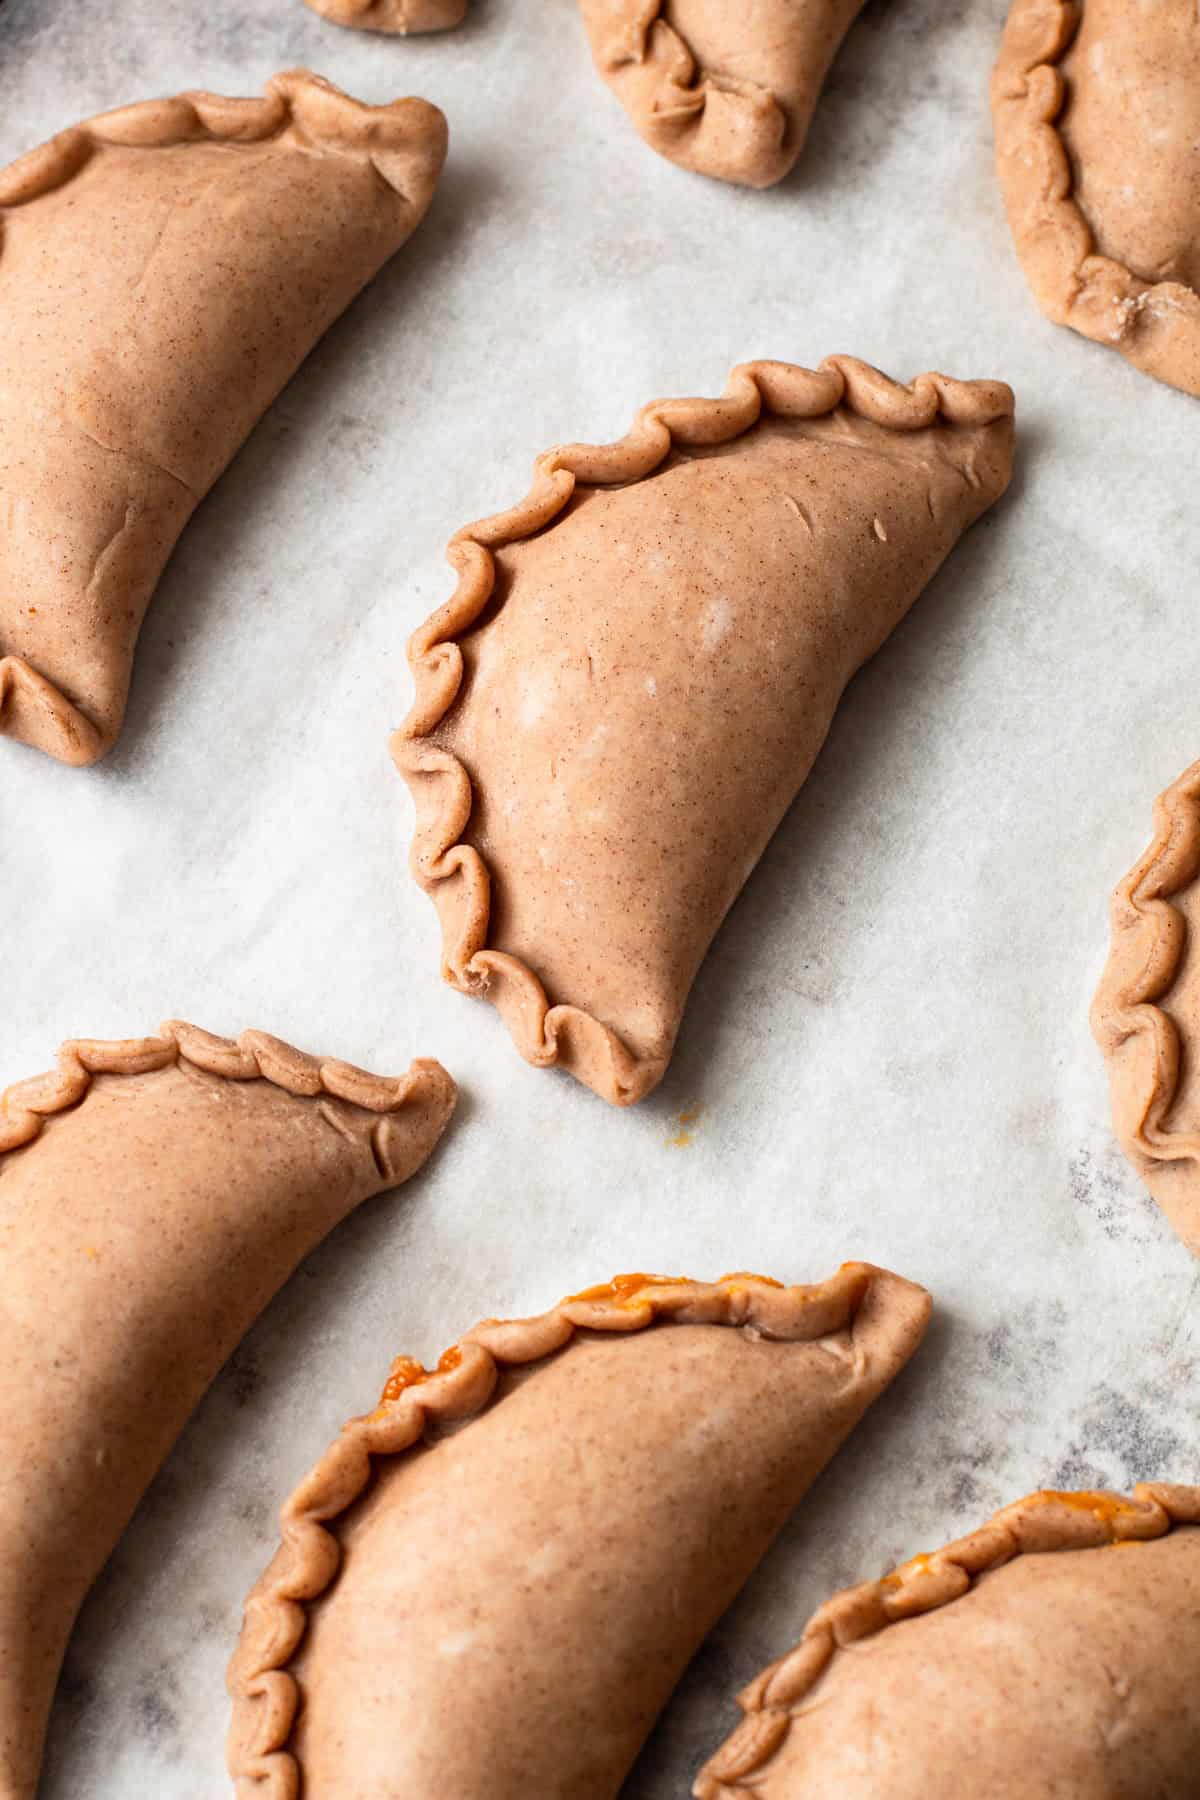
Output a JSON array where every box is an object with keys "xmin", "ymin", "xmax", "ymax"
[
  {"xmin": 991, "ymin": 0, "xmax": 1200, "ymax": 395},
  {"xmin": 588, "ymin": 0, "xmax": 789, "ymax": 185},
  {"xmin": 1090, "ymin": 759, "xmax": 1200, "ymax": 1169},
  {"xmin": 694, "ymin": 1481, "xmax": 1200, "ymax": 1797},
  {"xmin": 226, "ymin": 1260, "xmax": 886, "ymax": 1800},
  {"xmin": 0, "ymin": 655, "xmax": 105, "ymax": 767},
  {"xmin": 0, "ymin": 1020, "xmax": 452, "ymax": 1159},
  {"xmin": 392, "ymin": 355, "xmax": 1014, "ymax": 1106}
]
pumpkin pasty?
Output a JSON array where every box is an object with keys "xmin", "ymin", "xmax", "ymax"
[
  {"xmin": 228, "ymin": 1262, "xmax": 931, "ymax": 1800},
  {"xmin": 395, "ymin": 356, "xmax": 1015, "ymax": 1106},
  {"xmin": 0, "ymin": 72, "xmax": 447, "ymax": 768},
  {"xmin": 577, "ymin": 1, "xmax": 866, "ymax": 188},
  {"xmin": 695, "ymin": 1483, "xmax": 1200, "ymax": 1799},
  {"xmin": 0, "ymin": 1021, "xmax": 455, "ymax": 1800},
  {"xmin": 992, "ymin": 0, "xmax": 1200, "ymax": 398},
  {"xmin": 1091, "ymin": 758, "xmax": 1200, "ymax": 1256},
  {"xmin": 304, "ymin": 0, "xmax": 466, "ymax": 30}
]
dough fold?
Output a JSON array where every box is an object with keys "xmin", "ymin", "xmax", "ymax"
[{"xmin": 578, "ymin": 0, "xmax": 866, "ymax": 187}]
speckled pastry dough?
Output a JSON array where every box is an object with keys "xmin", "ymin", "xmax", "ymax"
[
  {"xmin": 578, "ymin": 0, "xmax": 865, "ymax": 187},
  {"xmin": 695, "ymin": 1483, "xmax": 1200, "ymax": 1799},
  {"xmin": 0, "ymin": 1023, "xmax": 455, "ymax": 1800},
  {"xmin": 992, "ymin": 0, "xmax": 1200, "ymax": 397},
  {"xmin": 228, "ymin": 1263, "xmax": 931, "ymax": 1800},
  {"xmin": 396, "ymin": 356, "xmax": 1015, "ymax": 1105},
  {"xmin": 1091, "ymin": 758, "xmax": 1200, "ymax": 1256},
  {"xmin": 0, "ymin": 72, "xmax": 447, "ymax": 767},
  {"xmin": 304, "ymin": 0, "xmax": 466, "ymax": 30}
]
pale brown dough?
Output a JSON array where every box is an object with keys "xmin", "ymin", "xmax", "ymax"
[
  {"xmin": 578, "ymin": 0, "xmax": 866, "ymax": 187},
  {"xmin": 227, "ymin": 1263, "xmax": 931, "ymax": 1800},
  {"xmin": 0, "ymin": 71, "xmax": 447, "ymax": 767},
  {"xmin": 992, "ymin": 0, "xmax": 1200, "ymax": 397},
  {"xmin": 0, "ymin": 1022, "xmax": 455, "ymax": 1800},
  {"xmin": 305, "ymin": 0, "xmax": 466, "ymax": 31},
  {"xmin": 395, "ymin": 356, "xmax": 1014, "ymax": 1105},
  {"xmin": 694, "ymin": 1483, "xmax": 1200, "ymax": 1799},
  {"xmin": 1091, "ymin": 758, "xmax": 1200, "ymax": 1257}
]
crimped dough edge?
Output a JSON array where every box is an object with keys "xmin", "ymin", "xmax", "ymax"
[
  {"xmin": 0, "ymin": 69, "xmax": 446, "ymax": 212},
  {"xmin": 0, "ymin": 70, "xmax": 448, "ymax": 768},
  {"xmin": 694, "ymin": 1481, "xmax": 1200, "ymax": 1797},
  {"xmin": 226, "ymin": 1259, "xmax": 917, "ymax": 1800},
  {"xmin": 0, "ymin": 1020, "xmax": 455, "ymax": 1158},
  {"xmin": 584, "ymin": 0, "xmax": 791, "ymax": 189},
  {"xmin": 991, "ymin": 0, "xmax": 1200, "ymax": 398},
  {"xmin": 392, "ymin": 355, "xmax": 1014, "ymax": 1106},
  {"xmin": 1090, "ymin": 758, "xmax": 1200, "ymax": 1173}
]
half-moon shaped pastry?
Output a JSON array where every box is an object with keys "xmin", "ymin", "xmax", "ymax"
[
  {"xmin": 0, "ymin": 1021, "xmax": 455, "ymax": 1800},
  {"xmin": 694, "ymin": 1482, "xmax": 1200, "ymax": 1799},
  {"xmin": 228, "ymin": 1262, "xmax": 931, "ymax": 1800},
  {"xmin": 0, "ymin": 71, "xmax": 448, "ymax": 767},
  {"xmin": 577, "ymin": 1, "xmax": 866, "ymax": 187},
  {"xmin": 395, "ymin": 356, "xmax": 1015, "ymax": 1105},
  {"xmin": 992, "ymin": 0, "xmax": 1200, "ymax": 397},
  {"xmin": 1091, "ymin": 758, "xmax": 1200, "ymax": 1256},
  {"xmin": 304, "ymin": 0, "xmax": 466, "ymax": 30}
]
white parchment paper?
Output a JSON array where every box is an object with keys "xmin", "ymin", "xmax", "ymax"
[{"xmin": 1, "ymin": 0, "xmax": 1197, "ymax": 1793}]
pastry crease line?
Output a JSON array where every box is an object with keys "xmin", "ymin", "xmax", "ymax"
[{"xmin": 392, "ymin": 355, "xmax": 1014, "ymax": 1105}]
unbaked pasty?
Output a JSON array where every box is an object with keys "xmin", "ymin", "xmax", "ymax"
[
  {"xmin": 0, "ymin": 71, "xmax": 447, "ymax": 767},
  {"xmin": 395, "ymin": 356, "xmax": 1014, "ymax": 1105},
  {"xmin": 694, "ymin": 1482, "xmax": 1200, "ymax": 1799},
  {"xmin": 992, "ymin": 0, "xmax": 1200, "ymax": 397},
  {"xmin": 1091, "ymin": 758, "xmax": 1200, "ymax": 1256},
  {"xmin": 304, "ymin": 0, "xmax": 466, "ymax": 30},
  {"xmin": 0, "ymin": 1022, "xmax": 455, "ymax": 1800},
  {"xmin": 578, "ymin": 1, "xmax": 866, "ymax": 187},
  {"xmin": 228, "ymin": 1262, "xmax": 931, "ymax": 1799}
]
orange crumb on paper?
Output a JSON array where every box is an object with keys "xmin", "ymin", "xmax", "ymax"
[{"xmin": 668, "ymin": 1103, "xmax": 704, "ymax": 1147}]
